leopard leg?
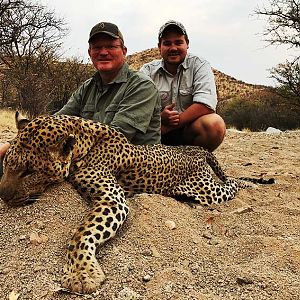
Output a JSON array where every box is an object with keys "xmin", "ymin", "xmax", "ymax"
[{"xmin": 62, "ymin": 172, "xmax": 128, "ymax": 294}]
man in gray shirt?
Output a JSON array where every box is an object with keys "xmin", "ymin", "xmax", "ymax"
[{"xmin": 140, "ymin": 20, "xmax": 225, "ymax": 151}]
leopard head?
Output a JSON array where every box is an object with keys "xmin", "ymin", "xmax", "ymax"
[{"xmin": 0, "ymin": 112, "xmax": 76, "ymax": 206}]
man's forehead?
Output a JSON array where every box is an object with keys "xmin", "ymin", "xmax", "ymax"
[
  {"xmin": 161, "ymin": 32, "xmax": 186, "ymax": 41},
  {"xmin": 89, "ymin": 33, "xmax": 120, "ymax": 43}
]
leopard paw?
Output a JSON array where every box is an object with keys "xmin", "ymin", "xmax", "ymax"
[{"xmin": 61, "ymin": 262, "xmax": 105, "ymax": 294}]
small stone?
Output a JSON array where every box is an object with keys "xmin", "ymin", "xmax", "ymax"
[
  {"xmin": 209, "ymin": 237, "xmax": 220, "ymax": 245},
  {"xmin": 92, "ymin": 290, "xmax": 100, "ymax": 297},
  {"xmin": 19, "ymin": 235, "xmax": 27, "ymax": 241},
  {"xmin": 36, "ymin": 221, "xmax": 46, "ymax": 229},
  {"xmin": 236, "ymin": 277, "xmax": 254, "ymax": 285},
  {"xmin": 29, "ymin": 232, "xmax": 48, "ymax": 245},
  {"xmin": 30, "ymin": 232, "xmax": 42, "ymax": 245},
  {"xmin": 116, "ymin": 287, "xmax": 141, "ymax": 299},
  {"xmin": 165, "ymin": 220, "xmax": 176, "ymax": 230},
  {"xmin": 1, "ymin": 267, "xmax": 10, "ymax": 275},
  {"xmin": 266, "ymin": 127, "xmax": 282, "ymax": 134},
  {"xmin": 192, "ymin": 238, "xmax": 200, "ymax": 244},
  {"xmin": 141, "ymin": 249, "xmax": 152, "ymax": 257},
  {"xmin": 182, "ymin": 259, "xmax": 190, "ymax": 268},
  {"xmin": 142, "ymin": 274, "xmax": 151, "ymax": 282},
  {"xmin": 8, "ymin": 290, "xmax": 20, "ymax": 300},
  {"xmin": 202, "ymin": 230, "xmax": 213, "ymax": 239},
  {"xmin": 40, "ymin": 291, "xmax": 48, "ymax": 297},
  {"xmin": 150, "ymin": 246, "xmax": 161, "ymax": 258},
  {"xmin": 34, "ymin": 266, "xmax": 45, "ymax": 272},
  {"xmin": 232, "ymin": 207, "xmax": 253, "ymax": 214}
]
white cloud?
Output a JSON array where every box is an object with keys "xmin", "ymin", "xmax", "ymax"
[{"xmin": 37, "ymin": 0, "xmax": 298, "ymax": 85}]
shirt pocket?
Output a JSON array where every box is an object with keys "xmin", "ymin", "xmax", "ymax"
[
  {"xmin": 159, "ymin": 91, "xmax": 171, "ymax": 108},
  {"xmin": 178, "ymin": 87, "xmax": 193, "ymax": 111},
  {"xmin": 104, "ymin": 104, "xmax": 118, "ymax": 124},
  {"xmin": 82, "ymin": 104, "xmax": 95, "ymax": 120}
]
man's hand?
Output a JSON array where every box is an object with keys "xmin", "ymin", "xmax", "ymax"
[
  {"xmin": 161, "ymin": 103, "xmax": 180, "ymax": 126},
  {"xmin": 0, "ymin": 142, "xmax": 10, "ymax": 160}
]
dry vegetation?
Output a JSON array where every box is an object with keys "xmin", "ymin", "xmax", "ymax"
[{"xmin": 0, "ymin": 109, "xmax": 16, "ymax": 132}]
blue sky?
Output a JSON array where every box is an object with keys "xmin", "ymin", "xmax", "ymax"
[{"xmin": 38, "ymin": 0, "xmax": 298, "ymax": 86}]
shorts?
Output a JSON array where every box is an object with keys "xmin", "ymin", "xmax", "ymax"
[{"xmin": 161, "ymin": 127, "xmax": 187, "ymax": 146}]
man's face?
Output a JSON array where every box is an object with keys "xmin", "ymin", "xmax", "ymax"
[
  {"xmin": 159, "ymin": 30, "xmax": 189, "ymax": 66},
  {"xmin": 88, "ymin": 34, "xmax": 127, "ymax": 74}
]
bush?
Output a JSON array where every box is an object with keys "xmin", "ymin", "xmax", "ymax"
[
  {"xmin": 0, "ymin": 57, "xmax": 94, "ymax": 117},
  {"xmin": 218, "ymin": 89, "xmax": 300, "ymax": 131}
]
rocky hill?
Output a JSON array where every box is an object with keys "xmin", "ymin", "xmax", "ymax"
[{"xmin": 126, "ymin": 48, "xmax": 267, "ymax": 101}]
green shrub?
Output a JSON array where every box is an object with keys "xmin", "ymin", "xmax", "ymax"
[{"xmin": 218, "ymin": 91, "xmax": 300, "ymax": 131}]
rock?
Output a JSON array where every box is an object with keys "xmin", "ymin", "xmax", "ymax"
[
  {"xmin": 164, "ymin": 220, "xmax": 176, "ymax": 230},
  {"xmin": 141, "ymin": 249, "xmax": 152, "ymax": 257},
  {"xmin": 8, "ymin": 290, "xmax": 20, "ymax": 300},
  {"xmin": 202, "ymin": 230, "xmax": 213, "ymax": 239},
  {"xmin": 29, "ymin": 232, "xmax": 48, "ymax": 245},
  {"xmin": 115, "ymin": 287, "xmax": 141, "ymax": 299},
  {"xmin": 1, "ymin": 267, "xmax": 10, "ymax": 275},
  {"xmin": 232, "ymin": 207, "xmax": 253, "ymax": 214},
  {"xmin": 18, "ymin": 235, "xmax": 27, "ymax": 241},
  {"xmin": 236, "ymin": 277, "xmax": 254, "ymax": 285},
  {"xmin": 209, "ymin": 237, "xmax": 220, "ymax": 245},
  {"xmin": 142, "ymin": 274, "xmax": 151, "ymax": 282},
  {"xmin": 266, "ymin": 127, "xmax": 282, "ymax": 134},
  {"xmin": 150, "ymin": 245, "xmax": 161, "ymax": 258}
]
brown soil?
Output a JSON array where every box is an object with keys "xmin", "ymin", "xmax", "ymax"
[{"xmin": 0, "ymin": 129, "xmax": 300, "ymax": 300}]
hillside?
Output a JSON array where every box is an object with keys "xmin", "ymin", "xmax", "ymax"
[{"xmin": 126, "ymin": 48, "xmax": 267, "ymax": 101}]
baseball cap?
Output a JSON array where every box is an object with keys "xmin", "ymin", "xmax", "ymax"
[
  {"xmin": 88, "ymin": 22, "xmax": 124, "ymax": 43},
  {"xmin": 158, "ymin": 20, "xmax": 188, "ymax": 40}
]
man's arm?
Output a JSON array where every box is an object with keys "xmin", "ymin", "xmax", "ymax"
[
  {"xmin": 178, "ymin": 103, "xmax": 214, "ymax": 127},
  {"xmin": 191, "ymin": 59, "xmax": 217, "ymax": 111},
  {"xmin": 0, "ymin": 142, "xmax": 10, "ymax": 160},
  {"xmin": 55, "ymin": 83, "xmax": 88, "ymax": 116},
  {"xmin": 161, "ymin": 103, "xmax": 213, "ymax": 134}
]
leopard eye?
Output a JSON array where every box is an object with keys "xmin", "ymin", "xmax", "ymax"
[{"xmin": 20, "ymin": 168, "xmax": 35, "ymax": 178}]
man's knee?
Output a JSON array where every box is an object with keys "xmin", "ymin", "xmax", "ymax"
[
  {"xmin": 207, "ymin": 114, "xmax": 226, "ymax": 138},
  {"xmin": 191, "ymin": 114, "xmax": 225, "ymax": 136},
  {"xmin": 185, "ymin": 113, "xmax": 226, "ymax": 150},
  {"xmin": 0, "ymin": 142, "xmax": 10, "ymax": 178}
]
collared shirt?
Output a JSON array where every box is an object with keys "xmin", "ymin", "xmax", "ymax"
[
  {"xmin": 56, "ymin": 63, "xmax": 161, "ymax": 145},
  {"xmin": 140, "ymin": 53, "xmax": 217, "ymax": 112}
]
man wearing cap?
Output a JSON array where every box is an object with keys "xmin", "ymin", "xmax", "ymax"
[
  {"xmin": 140, "ymin": 20, "xmax": 225, "ymax": 151},
  {"xmin": 55, "ymin": 22, "xmax": 161, "ymax": 145},
  {"xmin": 0, "ymin": 22, "xmax": 161, "ymax": 178}
]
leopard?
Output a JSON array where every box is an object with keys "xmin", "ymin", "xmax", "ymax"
[{"xmin": 0, "ymin": 112, "xmax": 274, "ymax": 294}]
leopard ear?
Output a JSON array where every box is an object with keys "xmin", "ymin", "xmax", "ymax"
[
  {"xmin": 49, "ymin": 135, "xmax": 76, "ymax": 162},
  {"xmin": 15, "ymin": 111, "xmax": 30, "ymax": 131}
]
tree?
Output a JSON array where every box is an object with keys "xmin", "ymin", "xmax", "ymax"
[
  {"xmin": 254, "ymin": 0, "xmax": 300, "ymax": 107},
  {"xmin": 270, "ymin": 58, "xmax": 300, "ymax": 108},
  {"xmin": 0, "ymin": 0, "xmax": 68, "ymax": 115},
  {"xmin": 254, "ymin": 0, "xmax": 300, "ymax": 48},
  {"xmin": 0, "ymin": 0, "xmax": 67, "ymax": 63}
]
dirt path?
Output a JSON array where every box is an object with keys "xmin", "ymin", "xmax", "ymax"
[{"xmin": 0, "ymin": 130, "xmax": 299, "ymax": 300}]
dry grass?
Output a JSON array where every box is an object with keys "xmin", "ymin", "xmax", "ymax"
[{"xmin": 0, "ymin": 109, "xmax": 16, "ymax": 132}]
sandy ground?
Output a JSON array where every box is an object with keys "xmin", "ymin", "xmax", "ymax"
[{"xmin": 0, "ymin": 129, "xmax": 299, "ymax": 300}]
